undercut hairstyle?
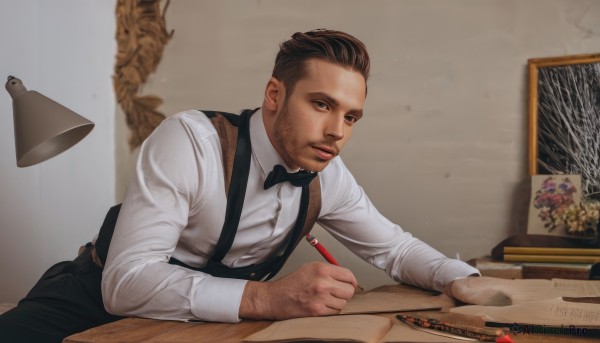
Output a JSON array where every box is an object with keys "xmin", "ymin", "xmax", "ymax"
[{"xmin": 272, "ymin": 29, "xmax": 370, "ymax": 97}]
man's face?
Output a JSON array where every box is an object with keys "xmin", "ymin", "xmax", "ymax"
[{"xmin": 268, "ymin": 59, "xmax": 366, "ymax": 172}]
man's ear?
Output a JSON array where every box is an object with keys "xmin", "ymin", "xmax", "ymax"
[{"xmin": 264, "ymin": 77, "xmax": 284, "ymax": 113}]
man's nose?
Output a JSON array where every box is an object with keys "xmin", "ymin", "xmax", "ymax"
[{"xmin": 325, "ymin": 115, "xmax": 345, "ymax": 141}]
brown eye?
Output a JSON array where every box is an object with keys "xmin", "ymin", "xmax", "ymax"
[
  {"xmin": 345, "ymin": 115, "xmax": 358, "ymax": 124},
  {"xmin": 313, "ymin": 100, "xmax": 329, "ymax": 110}
]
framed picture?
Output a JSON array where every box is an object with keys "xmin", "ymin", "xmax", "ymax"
[
  {"xmin": 527, "ymin": 174, "xmax": 581, "ymax": 237},
  {"xmin": 528, "ymin": 53, "xmax": 600, "ymax": 200}
]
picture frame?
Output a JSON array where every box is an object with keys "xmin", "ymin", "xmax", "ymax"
[{"xmin": 528, "ymin": 53, "xmax": 600, "ymax": 200}]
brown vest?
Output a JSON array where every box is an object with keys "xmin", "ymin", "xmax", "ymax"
[{"xmin": 93, "ymin": 109, "xmax": 321, "ymax": 281}]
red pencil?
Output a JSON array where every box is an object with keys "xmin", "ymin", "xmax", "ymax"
[
  {"xmin": 306, "ymin": 233, "xmax": 364, "ymax": 292},
  {"xmin": 305, "ymin": 233, "xmax": 339, "ymax": 265}
]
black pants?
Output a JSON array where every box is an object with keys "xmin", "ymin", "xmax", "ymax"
[{"xmin": 0, "ymin": 246, "xmax": 122, "ymax": 343}]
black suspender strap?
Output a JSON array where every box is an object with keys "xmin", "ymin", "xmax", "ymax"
[{"xmin": 210, "ymin": 108, "xmax": 253, "ymax": 263}]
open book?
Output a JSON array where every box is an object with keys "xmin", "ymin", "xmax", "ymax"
[
  {"xmin": 243, "ymin": 314, "xmax": 476, "ymax": 343},
  {"xmin": 243, "ymin": 285, "xmax": 472, "ymax": 343}
]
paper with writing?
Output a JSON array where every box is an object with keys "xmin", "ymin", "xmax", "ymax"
[
  {"xmin": 552, "ymin": 279, "xmax": 600, "ymax": 296},
  {"xmin": 451, "ymin": 297, "xmax": 600, "ymax": 326},
  {"xmin": 501, "ymin": 279, "xmax": 600, "ymax": 304},
  {"xmin": 452, "ymin": 277, "xmax": 600, "ymax": 306}
]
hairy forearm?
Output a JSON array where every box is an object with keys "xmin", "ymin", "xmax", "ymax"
[{"xmin": 239, "ymin": 281, "xmax": 272, "ymax": 320}]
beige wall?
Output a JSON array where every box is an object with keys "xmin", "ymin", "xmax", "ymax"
[{"xmin": 116, "ymin": 0, "xmax": 600, "ymax": 290}]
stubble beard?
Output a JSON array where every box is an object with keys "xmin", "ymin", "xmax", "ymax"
[
  {"xmin": 273, "ymin": 103, "xmax": 299, "ymax": 170},
  {"xmin": 273, "ymin": 102, "xmax": 337, "ymax": 173}
]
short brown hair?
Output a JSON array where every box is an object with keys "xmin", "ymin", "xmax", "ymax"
[{"xmin": 272, "ymin": 29, "xmax": 370, "ymax": 97}]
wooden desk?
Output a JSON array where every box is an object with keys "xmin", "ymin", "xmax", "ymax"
[
  {"xmin": 63, "ymin": 315, "xmax": 598, "ymax": 343},
  {"xmin": 64, "ymin": 285, "xmax": 599, "ymax": 343},
  {"xmin": 63, "ymin": 317, "xmax": 271, "ymax": 343}
]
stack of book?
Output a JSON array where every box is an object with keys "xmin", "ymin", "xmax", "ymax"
[
  {"xmin": 468, "ymin": 256, "xmax": 596, "ymax": 280},
  {"xmin": 501, "ymin": 246, "xmax": 600, "ymax": 280},
  {"xmin": 486, "ymin": 234, "xmax": 600, "ymax": 279},
  {"xmin": 503, "ymin": 246, "xmax": 600, "ymax": 264}
]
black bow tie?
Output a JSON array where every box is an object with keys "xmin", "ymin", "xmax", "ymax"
[{"xmin": 264, "ymin": 164, "xmax": 317, "ymax": 189}]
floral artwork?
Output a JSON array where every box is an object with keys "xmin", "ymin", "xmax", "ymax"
[
  {"xmin": 527, "ymin": 175, "xmax": 582, "ymax": 237},
  {"xmin": 533, "ymin": 176, "xmax": 578, "ymax": 232},
  {"xmin": 554, "ymin": 200, "xmax": 600, "ymax": 237}
]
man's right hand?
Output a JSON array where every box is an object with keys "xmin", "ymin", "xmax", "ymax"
[{"xmin": 239, "ymin": 261, "xmax": 357, "ymax": 320}]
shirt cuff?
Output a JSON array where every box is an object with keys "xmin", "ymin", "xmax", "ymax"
[
  {"xmin": 191, "ymin": 276, "xmax": 248, "ymax": 322},
  {"xmin": 433, "ymin": 259, "xmax": 481, "ymax": 292}
]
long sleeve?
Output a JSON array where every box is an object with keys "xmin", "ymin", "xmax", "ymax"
[
  {"xmin": 101, "ymin": 108, "xmax": 478, "ymax": 324},
  {"xmin": 318, "ymin": 158, "xmax": 480, "ymax": 292},
  {"xmin": 101, "ymin": 113, "xmax": 247, "ymax": 323}
]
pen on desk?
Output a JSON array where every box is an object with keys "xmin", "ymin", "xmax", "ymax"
[{"xmin": 396, "ymin": 314, "xmax": 514, "ymax": 343}]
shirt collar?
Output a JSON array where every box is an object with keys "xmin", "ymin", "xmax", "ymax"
[{"xmin": 250, "ymin": 108, "xmax": 300, "ymax": 179}]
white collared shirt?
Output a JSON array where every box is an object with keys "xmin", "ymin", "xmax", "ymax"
[{"xmin": 101, "ymin": 109, "xmax": 479, "ymax": 323}]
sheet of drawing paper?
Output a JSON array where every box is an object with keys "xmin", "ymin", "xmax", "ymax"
[
  {"xmin": 340, "ymin": 291, "xmax": 457, "ymax": 314},
  {"xmin": 243, "ymin": 314, "xmax": 393, "ymax": 343}
]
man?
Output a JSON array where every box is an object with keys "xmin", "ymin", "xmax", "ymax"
[
  {"xmin": 102, "ymin": 29, "xmax": 480, "ymax": 322},
  {"xmin": 0, "ymin": 29, "xmax": 480, "ymax": 341}
]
